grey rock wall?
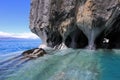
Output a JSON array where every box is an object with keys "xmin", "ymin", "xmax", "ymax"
[{"xmin": 30, "ymin": 0, "xmax": 120, "ymax": 49}]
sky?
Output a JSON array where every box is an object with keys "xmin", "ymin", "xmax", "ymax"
[{"xmin": 0, "ymin": 0, "xmax": 38, "ymax": 39}]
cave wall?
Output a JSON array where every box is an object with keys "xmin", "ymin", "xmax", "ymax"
[
  {"xmin": 30, "ymin": 0, "xmax": 120, "ymax": 49},
  {"xmin": 95, "ymin": 13, "xmax": 120, "ymax": 49}
]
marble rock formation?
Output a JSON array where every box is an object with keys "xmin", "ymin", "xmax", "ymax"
[{"xmin": 30, "ymin": 0, "xmax": 120, "ymax": 49}]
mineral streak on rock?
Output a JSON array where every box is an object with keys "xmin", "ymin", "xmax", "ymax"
[{"xmin": 30, "ymin": 0, "xmax": 120, "ymax": 49}]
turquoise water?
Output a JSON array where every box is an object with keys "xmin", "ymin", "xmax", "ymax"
[
  {"xmin": 0, "ymin": 39, "xmax": 41, "ymax": 54},
  {"xmin": 0, "ymin": 39, "xmax": 120, "ymax": 80}
]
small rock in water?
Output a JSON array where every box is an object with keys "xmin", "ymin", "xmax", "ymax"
[
  {"xmin": 22, "ymin": 48, "xmax": 38, "ymax": 56},
  {"xmin": 22, "ymin": 48, "xmax": 47, "ymax": 59}
]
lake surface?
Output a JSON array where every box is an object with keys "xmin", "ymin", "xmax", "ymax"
[
  {"xmin": 0, "ymin": 39, "xmax": 41, "ymax": 54},
  {"xmin": 0, "ymin": 39, "xmax": 120, "ymax": 80}
]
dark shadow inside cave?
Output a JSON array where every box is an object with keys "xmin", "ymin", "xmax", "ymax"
[
  {"xmin": 65, "ymin": 28, "xmax": 88, "ymax": 49},
  {"xmin": 95, "ymin": 14, "xmax": 120, "ymax": 49},
  {"xmin": 46, "ymin": 31, "xmax": 63, "ymax": 48}
]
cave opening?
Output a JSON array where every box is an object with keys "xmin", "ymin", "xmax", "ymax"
[
  {"xmin": 65, "ymin": 29, "xmax": 88, "ymax": 49},
  {"xmin": 46, "ymin": 31, "xmax": 63, "ymax": 48},
  {"xmin": 95, "ymin": 14, "xmax": 120, "ymax": 49}
]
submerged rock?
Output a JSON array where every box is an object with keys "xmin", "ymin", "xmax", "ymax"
[{"xmin": 30, "ymin": 0, "xmax": 120, "ymax": 49}]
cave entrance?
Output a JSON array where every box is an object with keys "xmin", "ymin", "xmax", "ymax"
[
  {"xmin": 95, "ymin": 14, "xmax": 120, "ymax": 49},
  {"xmin": 65, "ymin": 29, "xmax": 88, "ymax": 49}
]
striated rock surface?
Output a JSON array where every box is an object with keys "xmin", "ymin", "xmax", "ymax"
[{"xmin": 30, "ymin": 0, "xmax": 120, "ymax": 49}]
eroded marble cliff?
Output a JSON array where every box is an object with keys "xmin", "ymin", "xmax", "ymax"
[{"xmin": 30, "ymin": 0, "xmax": 120, "ymax": 49}]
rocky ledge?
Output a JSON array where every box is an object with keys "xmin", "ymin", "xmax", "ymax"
[{"xmin": 29, "ymin": 0, "xmax": 120, "ymax": 49}]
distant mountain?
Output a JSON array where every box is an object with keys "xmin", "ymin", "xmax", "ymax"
[
  {"xmin": 0, "ymin": 31, "xmax": 39, "ymax": 39},
  {"xmin": 0, "ymin": 36, "xmax": 21, "ymax": 39}
]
